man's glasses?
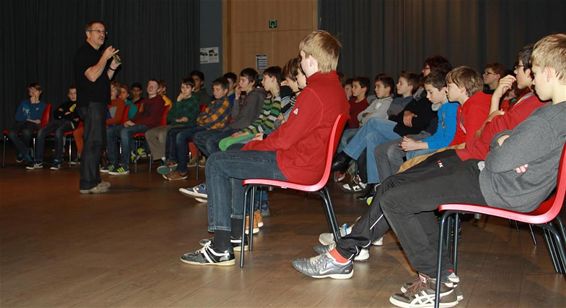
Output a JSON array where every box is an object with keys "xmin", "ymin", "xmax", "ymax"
[{"xmin": 87, "ymin": 29, "xmax": 108, "ymax": 35}]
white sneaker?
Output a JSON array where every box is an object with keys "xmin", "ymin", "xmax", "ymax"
[
  {"xmin": 355, "ymin": 248, "xmax": 369, "ymax": 261},
  {"xmin": 318, "ymin": 224, "xmax": 352, "ymax": 246},
  {"xmin": 372, "ymin": 237, "xmax": 384, "ymax": 246}
]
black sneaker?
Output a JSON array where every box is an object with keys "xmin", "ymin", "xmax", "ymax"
[
  {"xmin": 292, "ymin": 253, "xmax": 353, "ymax": 279},
  {"xmin": 180, "ymin": 242, "xmax": 235, "ymax": 266},
  {"xmin": 389, "ymin": 273, "xmax": 459, "ymax": 308},
  {"xmin": 50, "ymin": 161, "xmax": 61, "ymax": 170},
  {"xmin": 199, "ymin": 237, "xmax": 249, "ymax": 252},
  {"xmin": 25, "ymin": 162, "xmax": 43, "ymax": 170}
]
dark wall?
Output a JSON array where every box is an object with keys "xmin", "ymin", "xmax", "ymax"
[
  {"xmin": 319, "ymin": 0, "xmax": 566, "ymax": 83},
  {"xmin": 1, "ymin": 0, "xmax": 200, "ymax": 130},
  {"xmin": 199, "ymin": 0, "xmax": 223, "ymax": 91}
]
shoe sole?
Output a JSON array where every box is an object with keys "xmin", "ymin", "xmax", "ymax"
[
  {"xmin": 180, "ymin": 190, "xmax": 208, "ymax": 198},
  {"xmin": 194, "ymin": 197, "xmax": 208, "ymax": 203},
  {"xmin": 109, "ymin": 172, "xmax": 129, "ymax": 175},
  {"xmin": 79, "ymin": 187, "xmax": 109, "ymax": 194},
  {"xmin": 157, "ymin": 166, "xmax": 175, "ymax": 175},
  {"xmin": 245, "ymin": 228, "xmax": 260, "ymax": 234},
  {"xmin": 310, "ymin": 270, "xmax": 354, "ymax": 280},
  {"xmin": 179, "ymin": 257, "xmax": 235, "ymax": 266},
  {"xmin": 389, "ymin": 295, "xmax": 458, "ymax": 308}
]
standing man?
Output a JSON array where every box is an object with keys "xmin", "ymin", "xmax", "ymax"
[{"xmin": 74, "ymin": 20, "xmax": 120, "ymax": 194}]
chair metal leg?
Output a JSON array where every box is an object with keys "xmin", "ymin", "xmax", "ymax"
[
  {"xmin": 248, "ymin": 186, "xmax": 257, "ymax": 252},
  {"xmin": 435, "ymin": 212, "xmax": 451, "ymax": 308},
  {"xmin": 2, "ymin": 135, "xmax": 6, "ymax": 167},
  {"xmin": 453, "ymin": 213, "xmax": 460, "ymax": 273},
  {"xmin": 319, "ymin": 187, "xmax": 340, "ymax": 241},
  {"xmin": 543, "ymin": 228, "xmax": 561, "ymax": 273},
  {"xmin": 547, "ymin": 223, "xmax": 566, "ymax": 274},
  {"xmin": 528, "ymin": 224, "xmax": 537, "ymax": 246},
  {"xmin": 240, "ymin": 185, "xmax": 253, "ymax": 268},
  {"xmin": 555, "ymin": 217, "xmax": 566, "ymax": 247}
]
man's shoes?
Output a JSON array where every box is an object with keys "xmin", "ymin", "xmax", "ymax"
[
  {"xmin": 98, "ymin": 181, "xmax": 111, "ymax": 189},
  {"xmin": 100, "ymin": 164, "xmax": 116, "ymax": 173},
  {"xmin": 180, "ymin": 242, "xmax": 235, "ymax": 266},
  {"xmin": 244, "ymin": 210, "xmax": 262, "ymax": 234},
  {"xmin": 79, "ymin": 182, "xmax": 109, "ymax": 194},
  {"xmin": 157, "ymin": 161, "xmax": 177, "ymax": 175},
  {"xmin": 389, "ymin": 273, "xmax": 459, "ymax": 308},
  {"xmin": 163, "ymin": 171, "xmax": 188, "ymax": 181},
  {"xmin": 313, "ymin": 244, "xmax": 369, "ymax": 261},
  {"xmin": 331, "ymin": 152, "xmax": 352, "ymax": 172},
  {"xmin": 199, "ymin": 237, "xmax": 249, "ymax": 252},
  {"xmin": 25, "ymin": 162, "xmax": 43, "ymax": 170},
  {"xmin": 49, "ymin": 161, "xmax": 61, "ymax": 171},
  {"xmin": 69, "ymin": 156, "xmax": 81, "ymax": 165},
  {"xmin": 109, "ymin": 166, "xmax": 129, "ymax": 175},
  {"xmin": 399, "ymin": 272, "xmax": 462, "ymax": 301},
  {"xmin": 179, "ymin": 183, "xmax": 208, "ymax": 198},
  {"xmin": 292, "ymin": 252, "xmax": 353, "ymax": 279}
]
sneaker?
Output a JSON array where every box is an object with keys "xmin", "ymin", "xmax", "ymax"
[
  {"xmin": 179, "ymin": 183, "xmax": 208, "ymax": 198},
  {"xmin": 69, "ymin": 157, "xmax": 81, "ymax": 165},
  {"xmin": 199, "ymin": 237, "xmax": 249, "ymax": 252},
  {"xmin": 313, "ymin": 244, "xmax": 369, "ymax": 262},
  {"xmin": 194, "ymin": 197, "xmax": 208, "ymax": 203},
  {"xmin": 163, "ymin": 170, "xmax": 188, "ymax": 181},
  {"xmin": 157, "ymin": 161, "xmax": 177, "ymax": 175},
  {"xmin": 260, "ymin": 202, "xmax": 270, "ymax": 217},
  {"xmin": 389, "ymin": 273, "xmax": 458, "ymax": 308},
  {"xmin": 109, "ymin": 166, "xmax": 129, "ymax": 175},
  {"xmin": 318, "ymin": 224, "xmax": 352, "ymax": 246},
  {"xmin": 255, "ymin": 210, "xmax": 263, "ymax": 228},
  {"xmin": 49, "ymin": 161, "xmax": 61, "ymax": 170},
  {"xmin": 79, "ymin": 183, "xmax": 109, "ymax": 194},
  {"xmin": 26, "ymin": 162, "xmax": 43, "ymax": 170},
  {"xmin": 98, "ymin": 181, "xmax": 111, "ymax": 189},
  {"xmin": 400, "ymin": 272, "xmax": 462, "ymax": 300},
  {"xmin": 180, "ymin": 242, "xmax": 235, "ymax": 266},
  {"xmin": 198, "ymin": 156, "xmax": 206, "ymax": 167},
  {"xmin": 187, "ymin": 156, "xmax": 199, "ymax": 168},
  {"xmin": 372, "ymin": 237, "xmax": 384, "ymax": 246},
  {"xmin": 136, "ymin": 147, "xmax": 147, "ymax": 158},
  {"xmin": 292, "ymin": 252, "xmax": 353, "ymax": 279},
  {"xmin": 15, "ymin": 155, "xmax": 24, "ymax": 163},
  {"xmin": 245, "ymin": 211, "xmax": 261, "ymax": 234},
  {"xmin": 100, "ymin": 164, "xmax": 116, "ymax": 173}
]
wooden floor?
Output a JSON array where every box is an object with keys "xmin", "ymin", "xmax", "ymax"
[{"xmin": 1, "ymin": 155, "xmax": 565, "ymax": 307}]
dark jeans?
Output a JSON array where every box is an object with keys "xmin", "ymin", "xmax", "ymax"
[
  {"xmin": 79, "ymin": 103, "xmax": 106, "ymax": 190},
  {"xmin": 173, "ymin": 126, "xmax": 206, "ymax": 173},
  {"xmin": 106, "ymin": 124, "xmax": 148, "ymax": 169},
  {"xmin": 35, "ymin": 119, "xmax": 73, "ymax": 163},
  {"xmin": 336, "ymin": 150, "xmax": 487, "ymax": 277},
  {"xmin": 375, "ymin": 132, "xmax": 430, "ymax": 181},
  {"xmin": 193, "ymin": 127, "xmax": 237, "ymax": 157},
  {"xmin": 206, "ymin": 150, "xmax": 285, "ymax": 246},
  {"xmin": 8, "ymin": 121, "xmax": 40, "ymax": 161}
]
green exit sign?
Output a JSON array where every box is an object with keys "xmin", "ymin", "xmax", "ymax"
[{"xmin": 268, "ymin": 19, "xmax": 278, "ymax": 29}]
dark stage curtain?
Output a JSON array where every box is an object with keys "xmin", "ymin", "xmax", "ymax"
[
  {"xmin": 1, "ymin": 0, "xmax": 200, "ymax": 130},
  {"xmin": 319, "ymin": 0, "xmax": 566, "ymax": 81}
]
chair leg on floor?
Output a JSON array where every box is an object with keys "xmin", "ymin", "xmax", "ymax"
[
  {"xmin": 435, "ymin": 212, "xmax": 451, "ymax": 308},
  {"xmin": 548, "ymin": 223, "xmax": 566, "ymax": 274},
  {"xmin": 240, "ymin": 186, "xmax": 253, "ymax": 268},
  {"xmin": 528, "ymin": 224, "xmax": 537, "ymax": 246},
  {"xmin": 319, "ymin": 187, "xmax": 340, "ymax": 241},
  {"xmin": 248, "ymin": 186, "xmax": 256, "ymax": 252},
  {"xmin": 543, "ymin": 227, "xmax": 561, "ymax": 273},
  {"xmin": 453, "ymin": 213, "xmax": 460, "ymax": 273}
]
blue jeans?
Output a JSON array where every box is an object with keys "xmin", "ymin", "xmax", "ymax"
[
  {"xmin": 206, "ymin": 150, "xmax": 285, "ymax": 232},
  {"xmin": 35, "ymin": 120, "xmax": 73, "ymax": 163},
  {"xmin": 344, "ymin": 118, "xmax": 400, "ymax": 184},
  {"xmin": 174, "ymin": 126, "xmax": 206, "ymax": 173},
  {"xmin": 8, "ymin": 121, "xmax": 39, "ymax": 161},
  {"xmin": 106, "ymin": 124, "xmax": 148, "ymax": 169},
  {"xmin": 338, "ymin": 128, "xmax": 358, "ymax": 152},
  {"xmin": 193, "ymin": 127, "xmax": 237, "ymax": 157}
]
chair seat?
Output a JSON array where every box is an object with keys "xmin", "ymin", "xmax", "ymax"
[{"xmin": 243, "ymin": 178, "xmax": 323, "ymax": 192}]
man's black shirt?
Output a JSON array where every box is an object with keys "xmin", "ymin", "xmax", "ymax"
[{"xmin": 74, "ymin": 43, "xmax": 110, "ymax": 107}]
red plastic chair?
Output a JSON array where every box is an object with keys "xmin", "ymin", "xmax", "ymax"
[
  {"xmin": 239, "ymin": 113, "xmax": 349, "ymax": 267},
  {"xmin": 433, "ymin": 144, "xmax": 566, "ymax": 307}
]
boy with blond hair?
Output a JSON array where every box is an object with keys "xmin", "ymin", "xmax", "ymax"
[{"xmin": 179, "ymin": 30, "xmax": 349, "ymax": 266}]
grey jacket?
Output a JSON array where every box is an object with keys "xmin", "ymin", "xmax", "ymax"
[
  {"xmin": 479, "ymin": 101, "xmax": 566, "ymax": 212},
  {"xmin": 229, "ymin": 88, "xmax": 266, "ymax": 129}
]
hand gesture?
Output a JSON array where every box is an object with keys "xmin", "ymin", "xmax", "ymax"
[
  {"xmin": 102, "ymin": 46, "xmax": 119, "ymax": 62},
  {"xmin": 493, "ymin": 75, "xmax": 516, "ymax": 99}
]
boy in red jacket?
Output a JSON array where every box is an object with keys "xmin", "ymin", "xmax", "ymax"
[{"xmin": 180, "ymin": 30, "xmax": 349, "ymax": 266}]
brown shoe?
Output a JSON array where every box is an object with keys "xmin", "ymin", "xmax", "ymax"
[
  {"xmin": 164, "ymin": 171, "xmax": 188, "ymax": 181},
  {"xmin": 245, "ymin": 210, "xmax": 261, "ymax": 234},
  {"xmin": 255, "ymin": 210, "xmax": 264, "ymax": 228},
  {"xmin": 198, "ymin": 156, "xmax": 206, "ymax": 167}
]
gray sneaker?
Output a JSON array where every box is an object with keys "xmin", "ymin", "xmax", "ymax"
[
  {"xmin": 292, "ymin": 253, "xmax": 353, "ymax": 279},
  {"xmin": 389, "ymin": 273, "xmax": 459, "ymax": 308},
  {"xmin": 79, "ymin": 183, "xmax": 109, "ymax": 194}
]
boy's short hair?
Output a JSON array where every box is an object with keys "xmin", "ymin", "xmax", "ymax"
[
  {"xmin": 352, "ymin": 77, "xmax": 370, "ymax": 94},
  {"xmin": 299, "ymin": 30, "xmax": 342, "ymax": 73},
  {"xmin": 283, "ymin": 57, "xmax": 301, "ymax": 82},
  {"xmin": 344, "ymin": 78, "xmax": 354, "ymax": 87},
  {"xmin": 119, "ymin": 83, "xmax": 128, "ymax": 92},
  {"xmin": 181, "ymin": 77, "xmax": 195, "ymax": 87},
  {"xmin": 240, "ymin": 67, "xmax": 259, "ymax": 85},
  {"xmin": 531, "ymin": 33, "xmax": 566, "ymax": 81},
  {"xmin": 223, "ymin": 72, "xmax": 237, "ymax": 84},
  {"xmin": 131, "ymin": 82, "xmax": 143, "ymax": 90},
  {"xmin": 517, "ymin": 44, "xmax": 534, "ymax": 70},
  {"xmin": 446, "ymin": 66, "xmax": 483, "ymax": 97},
  {"xmin": 485, "ymin": 62, "xmax": 506, "ymax": 77},
  {"xmin": 190, "ymin": 70, "xmax": 205, "ymax": 81},
  {"xmin": 28, "ymin": 82, "xmax": 42, "ymax": 92},
  {"xmin": 375, "ymin": 74, "xmax": 395, "ymax": 93},
  {"xmin": 424, "ymin": 55, "xmax": 452, "ymax": 74},
  {"xmin": 68, "ymin": 84, "xmax": 77, "ymax": 90},
  {"xmin": 158, "ymin": 80, "xmax": 167, "ymax": 89},
  {"xmin": 263, "ymin": 66, "xmax": 283, "ymax": 84},
  {"xmin": 212, "ymin": 77, "xmax": 229, "ymax": 90},
  {"xmin": 148, "ymin": 78, "xmax": 159, "ymax": 85},
  {"xmin": 423, "ymin": 70, "xmax": 448, "ymax": 90},
  {"xmin": 399, "ymin": 71, "xmax": 420, "ymax": 94}
]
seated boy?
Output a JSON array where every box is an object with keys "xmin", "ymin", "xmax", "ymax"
[
  {"xmin": 9, "ymin": 83, "xmax": 46, "ymax": 164},
  {"xmin": 162, "ymin": 78, "xmax": 232, "ymax": 180},
  {"xmin": 292, "ymin": 41, "xmax": 552, "ymax": 307},
  {"xmin": 28, "ymin": 86, "xmax": 80, "ymax": 170},
  {"xmin": 179, "ymin": 30, "xmax": 349, "ymax": 266}
]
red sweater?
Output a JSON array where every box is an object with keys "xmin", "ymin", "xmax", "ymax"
[
  {"xmin": 449, "ymin": 91, "xmax": 491, "ymax": 146},
  {"xmin": 456, "ymin": 92, "xmax": 544, "ymax": 161},
  {"xmin": 133, "ymin": 95, "xmax": 166, "ymax": 128},
  {"xmin": 348, "ymin": 97, "xmax": 368, "ymax": 128},
  {"xmin": 243, "ymin": 71, "xmax": 349, "ymax": 184}
]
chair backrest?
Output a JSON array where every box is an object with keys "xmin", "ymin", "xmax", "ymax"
[
  {"xmin": 120, "ymin": 105, "xmax": 130, "ymax": 124},
  {"xmin": 528, "ymin": 143, "xmax": 566, "ymax": 222},
  {"xmin": 303, "ymin": 113, "xmax": 348, "ymax": 191},
  {"xmin": 160, "ymin": 104, "xmax": 172, "ymax": 126},
  {"xmin": 40, "ymin": 103, "xmax": 52, "ymax": 129}
]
